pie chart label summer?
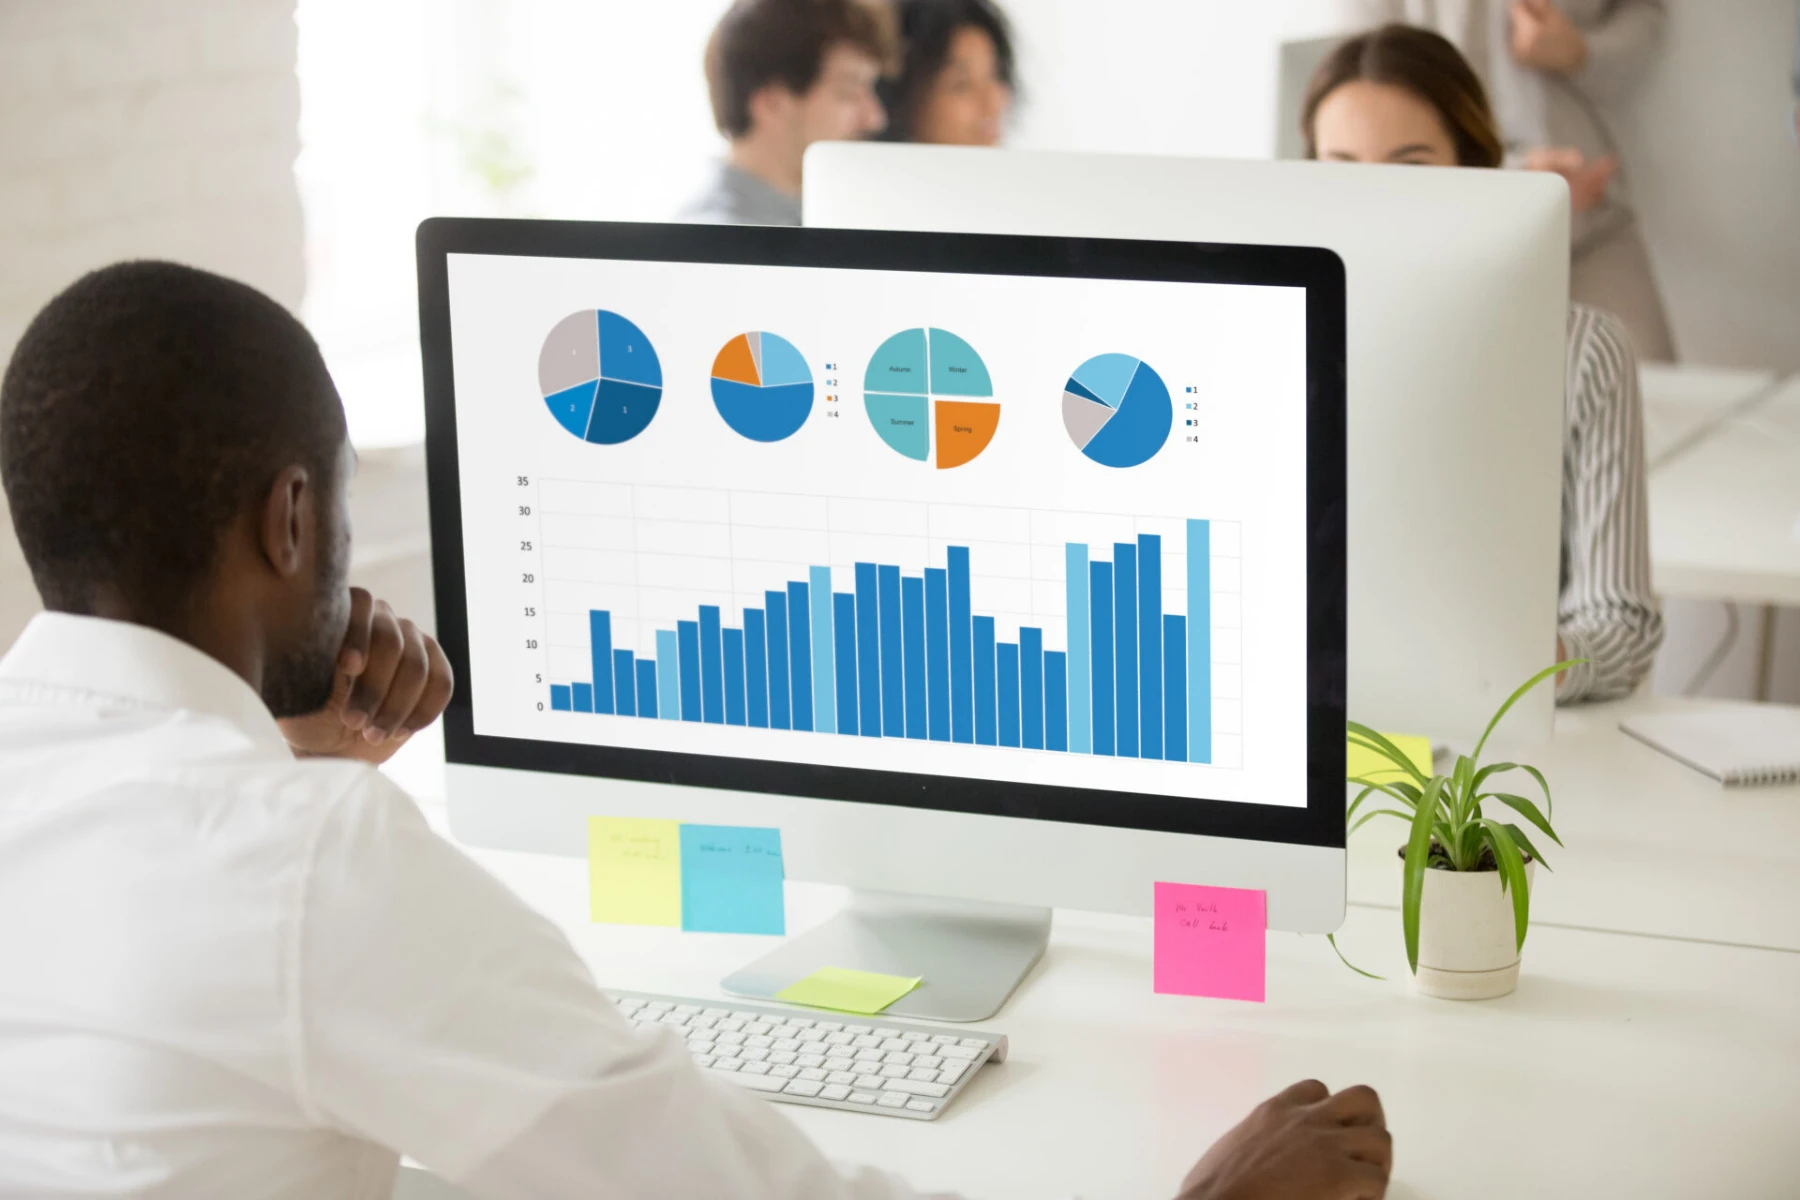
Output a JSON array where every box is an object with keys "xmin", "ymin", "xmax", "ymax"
[
  {"xmin": 538, "ymin": 309, "xmax": 664, "ymax": 445},
  {"xmin": 710, "ymin": 331, "xmax": 815, "ymax": 442},
  {"xmin": 1062, "ymin": 353, "xmax": 1172, "ymax": 469},
  {"xmin": 863, "ymin": 327, "xmax": 1000, "ymax": 469}
]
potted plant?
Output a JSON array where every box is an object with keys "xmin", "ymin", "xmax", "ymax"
[{"xmin": 1346, "ymin": 661, "xmax": 1573, "ymax": 1000}]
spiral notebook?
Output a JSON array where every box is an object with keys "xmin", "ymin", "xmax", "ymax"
[{"xmin": 1620, "ymin": 708, "xmax": 1800, "ymax": 787}]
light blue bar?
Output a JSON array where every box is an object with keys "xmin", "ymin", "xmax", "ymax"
[
  {"xmin": 656, "ymin": 630, "xmax": 679, "ymax": 722},
  {"xmin": 1187, "ymin": 519, "xmax": 1211, "ymax": 764},
  {"xmin": 809, "ymin": 566, "xmax": 835, "ymax": 734},
  {"xmin": 1065, "ymin": 543, "xmax": 1090, "ymax": 755}
]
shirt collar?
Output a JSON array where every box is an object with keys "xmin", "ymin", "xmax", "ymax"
[{"xmin": 0, "ymin": 612, "xmax": 291, "ymax": 754}]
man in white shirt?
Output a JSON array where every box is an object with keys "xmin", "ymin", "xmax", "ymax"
[{"xmin": 0, "ymin": 261, "xmax": 1392, "ymax": 1199}]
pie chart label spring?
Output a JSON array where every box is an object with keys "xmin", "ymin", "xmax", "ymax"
[
  {"xmin": 862, "ymin": 327, "xmax": 1000, "ymax": 469},
  {"xmin": 710, "ymin": 331, "xmax": 816, "ymax": 442},
  {"xmin": 538, "ymin": 309, "xmax": 664, "ymax": 445},
  {"xmin": 1062, "ymin": 353, "xmax": 1173, "ymax": 469}
]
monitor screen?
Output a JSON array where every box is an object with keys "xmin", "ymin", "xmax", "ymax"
[{"xmin": 419, "ymin": 222, "xmax": 1344, "ymax": 845}]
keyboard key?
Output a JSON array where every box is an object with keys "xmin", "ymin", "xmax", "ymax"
[
  {"xmin": 849, "ymin": 1091, "xmax": 879, "ymax": 1104},
  {"xmin": 702, "ymin": 1008, "xmax": 730, "ymax": 1018},
  {"xmin": 717, "ymin": 1070, "xmax": 785, "ymax": 1093},
  {"xmin": 797, "ymin": 1028, "xmax": 826, "ymax": 1043},
  {"xmin": 715, "ymin": 1019, "xmax": 744, "ymax": 1033},
  {"xmin": 798, "ymin": 1068, "xmax": 827, "ymax": 1081},
  {"xmin": 796, "ymin": 1054, "xmax": 825, "ymax": 1068},
  {"xmin": 675, "ymin": 1005, "xmax": 702, "ymax": 1015},
  {"xmin": 770, "ymin": 1065, "xmax": 800, "ymax": 1079},
  {"xmin": 645, "ymin": 1001, "xmax": 673, "ymax": 1013},
  {"xmin": 824, "ymin": 1057, "xmax": 854, "ymax": 1072},
  {"xmin": 880, "ymin": 1038, "xmax": 909, "ymax": 1052},
  {"xmin": 854, "ymin": 1048, "xmax": 884, "ymax": 1063},
  {"xmin": 905, "ymin": 1099, "xmax": 937, "ymax": 1113},
  {"xmin": 826, "ymin": 1071, "xmax": 856, "ymax": 1085},
  {"xmin": 824, "ymin": 1031, "xmax": 855, "ymax": 1047},
  {"xmin": 712, "ymin": 1058, "xmax": 742, "ymax": 1073},
  {"xmin": 773, "ymin": 1038, "xmax": 801, "ymax": 1052},
  {"xmin": 930, "ymin": 1034, "xmax": 958, "ymax": 1044},
  {"xmin": 741, "ymin": 1062, "xmax": 771, "ymax": 1075},
  {"xmin": 746, "ymin": 1036, "xmax": 774, "ymax": 1049},
  {"xmin": 659, "ymin": 1013, "xmax": 690, "ymax": 1027},
  {"xmin": 690, "ymin": 1017, "xmax": 718, "ymax": 1030},
  {"xmin": 693, "ymin": 1055, "xmax": 715, "ymax": 1068},
  {"xmin": 878, "ymin": 1092, "xmax": 909, "ymax": 1108},
  {"xmin": 957, "ymin": 1038, "xmax": 987, "ymax": 1048},
  {"xmin": 854, "ymin": 1075, "xmax": 885, "ymax": 1090},
  {"xmin": 883, "ymin": 1052, "xmax": 914, "ymax": 1066},
  {"xmin": 900, "ymin": 1031, "xmax": 928, "ymax": 1043},
  {"xmin": 768, "ymin": 1052, "xmax": 797, "ymax": 1066},
  {"xmin": 852, "ymin": 1035, "xmax": 881, "ymax": 1049},
  {"xmin": 907, "ymin": 1068, "xmax": 939, "ymax": 1083},
  {"xmin": 821, "ymin": 1084, "xmax": 852, "ymax": 1101},
  {"xmin": 879, "ymin": 1064, "xmax": 910, "ymax": 1079},
  {"xmin": 730, "ymin": 1011, "xmax": 760, "ymax": 1023},
  {"xmin": 936, "ymin": 1061, "xmax": 968, "ymax": 1083},
  {"xmin": 716, "ymin": 1032, "xmax": 746, "ymax": 1046},
  {"xmin": 783, "ymin": 1079, "xmax": 823, "ymax": 1097},
  {"xmin": 915, "ymin": 1056, "xmax": 942, "ymax": 1069},
  {"xmin": 883, "ymin": 1078, "xmax": 950, "ymax": 1099},
  {"xmin": 940, "ymin": 1045, "xmax": 981, "ymax": 1061},
  {"xmin": 617, "ymin": 998, "xmax": 646, "ymax": 1011},
  {"xmin": 741, "ymin": 1049, "xmax": 769, "ymax": 1063},
  {"xmin": 845, "ymin": 1025, "xmax": 874, "ymax": 1036},
  {"xmin": 713, "ymin": 1045, "xmax": 741, "ymax": 1060},
  {"xmin": 786, "ymin": 1018, "xmax": 815, "ymax": 1029},
  {"xmin": 817, "ymin": 1022, "xmax": 844, "ymax": 1033},
  {"xmin": 744, "ymin": 1023, "xmax": 772, "ymax": 1036}
]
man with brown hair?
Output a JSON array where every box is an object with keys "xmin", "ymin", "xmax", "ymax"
[{"xmin": 681, "ymin": 0, "xmax": 896, "ymax": 225}]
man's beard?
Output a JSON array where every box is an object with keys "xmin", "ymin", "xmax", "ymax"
[{"xmin": 261, "ymin": 540, "xmax": 350, "ymax": 719}]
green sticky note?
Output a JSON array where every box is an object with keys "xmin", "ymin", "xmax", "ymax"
[
  {"xmin": 1347, "ymin": 731, "xmax": 1433, "ymax": 782},
  {"xmin": 776, "ymin": 967, "xmax": 922, "ymax": 1014},
  {"xmin": 589, "ymin": 817, "xmax": 682, "ymax": 926}
]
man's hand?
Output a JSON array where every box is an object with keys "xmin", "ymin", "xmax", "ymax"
[
  {"xmin": 1511, "ymin": 0, "xmax": 1588, "ymax": 74},
  {"xmin": 278, "ymin": 588, "xmax": 454, "ymax": 765},
  {"xmin": 1176, "ymin": 1080, "xmax": 1391, "ymax": 1200},
  {"xmin": 1523, "ymin": 145, "xmax": 1617, "ymax": 213}
]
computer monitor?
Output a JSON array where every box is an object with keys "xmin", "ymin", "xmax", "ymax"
[
  {"xmin": 417, "ymin": 219, "xmax": 1345, "ymax": 1020},
  {"xmin": 805, "ymin": 145, "xmax": 1569, "ymax": 746}
]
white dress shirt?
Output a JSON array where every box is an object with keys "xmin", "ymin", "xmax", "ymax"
[{"xmin": 0, "ymin": 613, "xmax": 942, "ymax": 1199}]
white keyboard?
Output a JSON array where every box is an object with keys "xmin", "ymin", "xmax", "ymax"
[{"xmin": 608, "ymin": 989, "xmax": 1007, "ymax": 1121}]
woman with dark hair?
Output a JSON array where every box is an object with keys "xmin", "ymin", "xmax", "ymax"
[
  {"xmin": 877, "ymin": 0, "xmax": 1015, "ymax": 146},
  {"xmin": 1303, "ymin": 23, "xmax": 1664, "ymax": 704}
]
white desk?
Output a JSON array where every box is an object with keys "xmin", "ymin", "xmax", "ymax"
[{"xmin": 1639, "ymin": 362, "xmax": 1778, "ymax": 469}]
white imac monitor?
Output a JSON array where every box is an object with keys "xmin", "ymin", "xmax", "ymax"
[
  {"xmin": 417, "ymin": 219, "xmax": 1346, "ymax": 1019},
  {"xmin": 805, "ymin": 145, "xmax": 1569, "ymax": 745}
]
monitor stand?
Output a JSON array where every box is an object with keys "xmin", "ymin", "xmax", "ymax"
[{"xmin": 720, "ymin": 890, "xmax": 1051, "ymax": 1023}]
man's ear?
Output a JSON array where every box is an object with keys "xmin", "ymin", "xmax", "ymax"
[
  {"xmin": 745, "ymin": 83, "xmax": 795, "ymax": 135},
  {"xmin": 257, "ymin": 464, "xmax": 312, "ymax": 580}
]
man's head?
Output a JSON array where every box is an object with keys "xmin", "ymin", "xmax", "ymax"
[
  {"xmin": 0, "ymin": 261, "xmax": 352, "ymax": 717},
  {"xmin": 704, "ymin": 0, "xmax": 896, "ymax": 184}
]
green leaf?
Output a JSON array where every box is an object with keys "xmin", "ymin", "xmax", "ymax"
[
  {"xmin": 1499, "ymin": 821, "xmax": 1552, "ymax": 872},
  {"xmin": 1348, "ymin": 808, "xmax": 1410, "ymax": 837},
  {"xmin": 1328, "ymin": 933, "xmax": 1386, "ymax": 981},
  {"xmin": 1402, "ymin": 776, "xmax": 1445, "ymax": 974},
  {"xmin": 1470, "ymin": 761, "xmax": 1519, "ymax": 794},
  {"xmin": 1347, "ymin": 780, "xmax": 1419, "ymax": 822},
  {"xmin": 1520, "ymin": 764, "xmax": 1555, "ymax": 822},
  {"xmin": 1347, "ymin": 723, "xmax": 1431, "ymax": 785},
  {"xmin": 1479, "ymin": 818, "xmax": 1532, "ymax": 952},
  {"xmin": 1485, "ymin": 792, "xmax": 1563, "ymax": 847},
  {"xmin": 1471, "ymin": 659, "xmax": 1584, "ymax": 763}
]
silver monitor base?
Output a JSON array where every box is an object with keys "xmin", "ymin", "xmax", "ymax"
[{"xmin": 721, "ymin": 890, "xmax": 1051, "ymax": 1023}]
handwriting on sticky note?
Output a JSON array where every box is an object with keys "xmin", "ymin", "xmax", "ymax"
[
  {"xmin": 680, "ymin": 824, "xmax": 785, "ymax": 936},
  {"xmin": 589, "ymin": 817, "xmax": 682, "ymax": 926},
  {"xmin": 776, "ymin": 966, "xmax": 921, "ymax": 1014},
  {"xmin": 1347, "ymin": 730, "xmax": 1432, "ymax": 783},
  {"xmin": 1154, "ymin": 882, "xmax": 1266, "ymax": 1002}
]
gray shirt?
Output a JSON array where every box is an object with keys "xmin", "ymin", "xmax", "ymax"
[{"xmin": 677, "ymin": 162, "xmax": 802, "ymax": 226}]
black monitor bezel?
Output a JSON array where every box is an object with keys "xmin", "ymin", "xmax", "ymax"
[{"xmin": 416, "ymin": 218, "xmax": 1346, "ymax": 850}]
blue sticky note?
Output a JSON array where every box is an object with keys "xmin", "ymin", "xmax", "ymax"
[{"xmin": 679, "ymin": 824, "xmax": 786, "ymax": 935}]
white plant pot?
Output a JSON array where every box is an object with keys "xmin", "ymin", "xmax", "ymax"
[{"xmin": 1404, "ymin": 852, "xmax": 1537, "ymax": 1000}]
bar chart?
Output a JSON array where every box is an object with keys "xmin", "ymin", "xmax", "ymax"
[{"xmin": 538, "ymin": 481, "xmax": 1242, "ymax": 768}]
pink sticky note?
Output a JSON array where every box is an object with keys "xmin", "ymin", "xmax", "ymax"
[{"xmin": 1153, "ymin": 882, "xmax": 1267, "ymax": 1002}]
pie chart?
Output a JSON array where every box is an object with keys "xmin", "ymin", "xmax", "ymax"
[
  {"xmin": 538, "ymin": 309, "xmax": 663, "ymax": 445},
  {"xmin": 710, "ymin": 331, "xmax": 814, "ymax": 442},
  {"xmin": 1062, "ymin": 353, "xmax": 1173, "ymax": 468},
  {"xmin": 863, "ymin": 327, "xmax": 999, "ymax": 469}
]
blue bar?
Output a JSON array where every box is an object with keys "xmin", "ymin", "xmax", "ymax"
[
  {"xmin": 722, "ymin": 629, "xmax": 746, "ymax": 726},
  {"xmin": 589, "ymin": 611, "xmax": 615, "ymax": 715},
  {"xmin": 924, "ymin": 567, "xmax": 950, "ymax": 742},
  {"xmin": 1065, "ymin": 544, "xmax": 1090, "ymax": 755},
  {"xmin": 901, "ymin": 575, "xmax": 926, "ymax": 740},
  {"xmin": 613, "ymin": 650, "xmax": 636, "ymax": 718},
  {"xmin": 765, "ymin": 590, "xmax": 791, "ymax": 731},
  {"xmin": 787, "ymin": 581, "xmax": 813, "ymax": 732},
  {"xmin": 656, "ymin": 630, "xmax": 679, "ymax": 722},
  {"xmin": 948, "ymin": 546, "xmax": 973, "ymax": 744},
  {"xmin": 855, "ymin": 563, "xmax": 881, "ymax": 739},
  {"xmin": 877, "ymin": 565, "xmax": 903, "ymax": 738},
  {"xmin": 677, "ymin": 621, "xmax": 701, "ymax": 722},
  {"xmin": 997, "ymin": 641, "xmax": 1021, "ymax": 748},
  {"xmin": 571, "ymin": 682, "xmax": 594, "ymax": 713},
  {"xmin": 699, "ymin": 606, "xmax": 724, "ymax": 725},
  {"xmin": 973, "ymin": 615, "xmax": 997, "ymax": 746},
  {"xmin": 1164, "ymin": 614, "xmax": 1187, "ymax": 762},
  {"xmin": 809, "ymin": 567, "xmax": 835, "ymax": 734},
  {"xmin": 744, "ymin": 608, "xmax": 769, "ymax": 729},
  {"xmin": 1090, "ymin": 561, "xmax": 1114, "ymax": 756},
  {"xmin": 1020, "ymin": 627, "xmax": 1044, "ymax": 750},
  {"xmin": 833, "ymin": 592, "xmax": 860, "ymax": 737},
  {"xmin": 1187, "ymin": 519, "xmax": 1211, "ymax": 764},
  {"xmin": 635, "ymin": 658, "xmax": 658, "ymax": 719},
  {"xmin": 1137, "ymin": 534, "xmax": 1163, "ymax": 761},
  {"xmin": 1113, "ymin": 542, "xmax": 1138, "ymax": 759},
  {"xmin": 550, "ymin": 683, "xmax": 572, "ymax": 711},
  {"xmin": 1045, "ymin": 651, "xmax": 1068, "ymax": 752}
]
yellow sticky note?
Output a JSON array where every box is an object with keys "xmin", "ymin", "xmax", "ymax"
[
  {"xmin": 1347, "ymin": 731, "xmax": 1432, "ymax": 783},
  {"xmin": 589, "ymin": 817, "xmax": 682, "ymax": 926},
  {"xmin": 776, "ymin": 967, "xmax": 922, "ymax": 1014}
]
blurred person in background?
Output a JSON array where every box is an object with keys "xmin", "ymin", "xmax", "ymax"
[
  {"xmin": 681, "ymin": 0, "xmax": 897, "ymax": 225},
  {"xmin": 877, "ymin": 0, "xmax": 1017, "ymax": 146},
  {"xmin": 1303, "ymin": 23, "xmax": 1665, "ymax": 702},
  {"xmin": 1346, "ymin": 0, "xmax": 1676, "ymax": 361}
]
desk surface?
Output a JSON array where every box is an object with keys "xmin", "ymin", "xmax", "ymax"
[{"xmin": 1639, "ymin": 362, "xmax": 1778, "ymax": 469}]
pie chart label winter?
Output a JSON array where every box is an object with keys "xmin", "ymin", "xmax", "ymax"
[
  {"xmin": 863, "ymin": 327, "xmax": 1000, "ymax": 469},
  {"xmin": 710, "ymin": 331, "xmax": 815, "ymax": 442},
  {"xmin": 1062, "ymin": 353, "xmax": 1173, "ymax": 468},
  {"xmin": 538, "ymin": 309, "xmax": 664, "ymax": 445}
]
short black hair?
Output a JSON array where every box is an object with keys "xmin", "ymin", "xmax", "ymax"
[
  {"xmin": 0, "ymin": 261, "xmax": 345, "ymax": 621},
  {"xmin": 876, "ymin": 0, "xmax": 1016, "ymax": 142},
  {"xmin": 703, "ymin": 0, "xmax": 899, "ymax": 138}
]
